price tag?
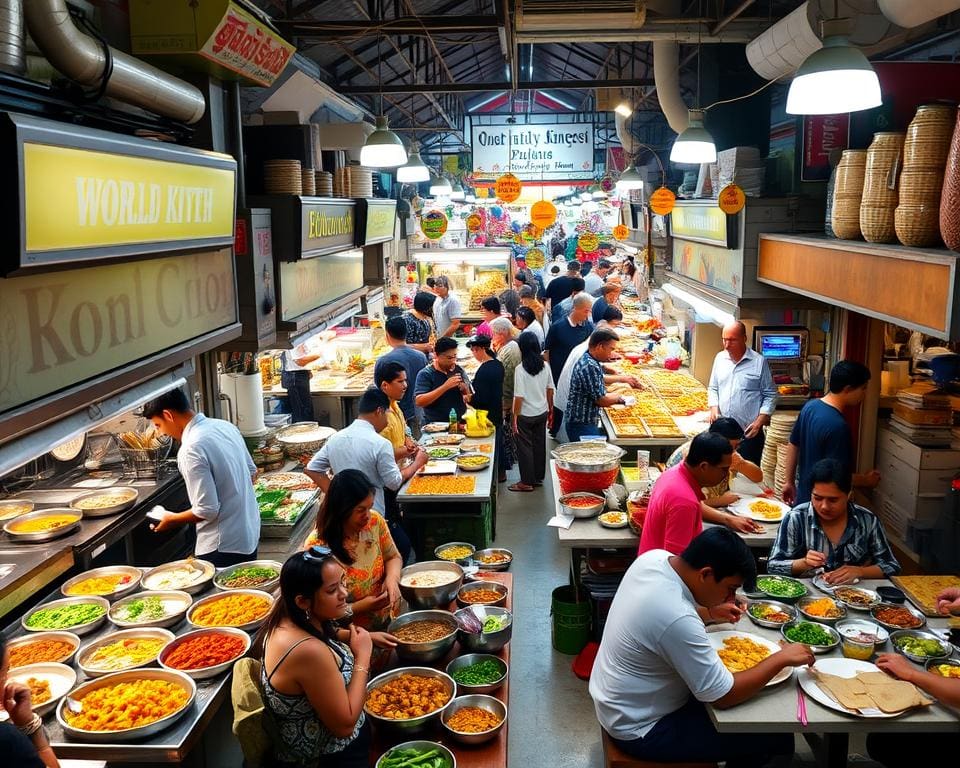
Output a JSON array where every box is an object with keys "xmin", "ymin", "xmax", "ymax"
[{"xmin": 718, "ymin": 184, "xmax": 746, "ymax": 214}]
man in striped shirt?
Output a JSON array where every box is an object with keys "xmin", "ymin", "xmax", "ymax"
[{"xmin": 564, "ymin": 328, "xmax": 627, "ymax": 442}]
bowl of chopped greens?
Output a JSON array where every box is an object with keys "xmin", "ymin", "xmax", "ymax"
[
  {"xmin": 781, "ymin": 620, "xmax": 840, "ymax": 653},
  {"xmin": 445, "ymin": 653, "xmax": 508, "ymax": 694},
  {"xmin": 108, "ymin": 590, "xmax": 193, "ymax": 629},
  {"xmin": 756, "ymin": 575, "xmax": 808, "ymax": 603},
  {"xmin": 214, "ymin": 561, "xmax": 282, "ymax": 593},
  {"xmin": 375, "ymin": 740, "xmax": 456, "ymax": 768},
  {"xmin": 455, "ymin": 605, "xmax": 512, "ymax": 653},
  {"xmin": 890, "ymin": 630, "xmax": 953, "ymax": 663},
  {"xmin": 426, "ymin": 446, "xmax": 460, "ymax": 460},
  {"xmin": 22, "ymin": 596, "xmax": 110, "ymax": 636}
]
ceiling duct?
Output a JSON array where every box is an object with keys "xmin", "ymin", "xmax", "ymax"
[
  {"xmin": 877, "ymin": 0, "xmax": 960, "ymax": 28},
  {"xmin": 0, "ymin": 0, "xmax": 25, "ymax": 75},
  {"xmin": 515, "ymin": 0, "xmax": 646, "ymax": 32}
]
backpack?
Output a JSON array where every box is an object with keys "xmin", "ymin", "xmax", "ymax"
[{"xmin": 231, "ymin": 657, "xmax": 272, "ymax": 767}]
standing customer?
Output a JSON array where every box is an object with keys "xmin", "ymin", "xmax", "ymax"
[
  {"xmin": 564, "ymin": 328, "xmax": 627, "ymax": 441},
  {"xmin": 515, "ymin": 306, "xmax": 544, "ymax": 346},
  {"xmin": 511, "ymin": 331, "xmax": 554, "ymax": 492},
  {"xmin": 707, "ymin": 322, "xmax": 778, "ymax": 464},
  {"xmin": 544, "ymin": 292, "xmax": 594, "ymax": 436},
  {"xmin": 414, "ymin": 337, "xmax": 471, "ymax": 424},
  {"xmin": 467, "ymin": 335, "xmax": 504, "ymax": 447},
  {"xmin": 475, "ymin": 296, "xmax": 501, "ymax": 338},
  {"xmin": 781, "ymin": 360, "xmax": 881, "ymax": 506},
  {"xmin": 490, "ymin": 317, "xmax": 521, "ymax": 482},
  {"xmin": 145, "ymin": 388, "xmax": 260, "ymax": 568},
  {"xmin": 544, "ymin": 260, "xmax": 581, "ymax": 318},
  {"xmin": 403, "ymin": 292, "xmax": 436, "ymax": 355},
  {"xmin": 432, "ymin": 276, "xmax": 462, "ymax": 337},
  {"xmin": 499, "ymin": 270, "xmax": 527, "ymax": 318},
  {"xmin": 374, "ymin": 316, "xmax": 428, "ymax": 425},
  {"xmin": 591, "ymin": 282, "xmax": 621, "ymax": 324},
  {"xmin": 519, "ymin": 285, "xmax": 545, "ymax": 326},
  {"xmin": 0, "ymin": 633, "xmax": 58, "ymax": 767}
]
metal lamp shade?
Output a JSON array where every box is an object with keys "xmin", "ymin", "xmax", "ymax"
[
  {"xmin": 669, "ymin": 109, "xmax": 717, "ymax": 165},
  {"xmin": 786, "ymin": 35, "xmax": 881, "ymax": 115},
  {"xmin": 361, "ymin": 115, "xmax": 407, "ymax": 167}
]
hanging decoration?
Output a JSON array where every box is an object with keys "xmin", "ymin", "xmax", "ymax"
[
  {"xmin": 649, "ymin": 187, "xmax": 677, "ymax": 216},
  {"xmin": 466, "ymin": 213, "xmax": 483, "ymax": 233},
  {"xmin": 578, "ymin": 232, "xmax": 599, "ymax": 252},
  {"xmin": 718, "ymin": 184, "xmax": 746, "ymax": 215},
  {"xmin": 613, "ymin": 224, "xmax": 630, "ymax": 240},
  {"xmin": 495, "ymin": 172, "xmax": 522, "ymax": 202},
  {"xmin": 421, "ymin": 209, "xmax": 448, "ymax": 240},
  {"xmin": 530, "ymin": 200, "xmax": 558, "ymax": 229}
]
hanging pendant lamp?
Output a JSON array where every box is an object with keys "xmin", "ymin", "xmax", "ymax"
[
  {"xmin": 397, "ymin": 142, "xmax": 429, "ymax": 182},
  {"xmin": 670, "ymin": 109, "xmax": 717, "ymax": 165},
  {"xmin": 361, "ymin": 115, "xmax": 407, "ymax": 168},
  {"xmin": 429, "ymin": 170, "xmax": 452, "ymax": 196}
]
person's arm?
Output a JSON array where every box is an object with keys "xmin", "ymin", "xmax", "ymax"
[
  {"xmin": 707, "ymin": 358, "xmax": 720, "ymax": 422},
  {"xmin": 766, "ymin": 512, "xmax": 811, "ymax": 575},
  {"xmin": 781, "ymin": 441, "xmax": 799, "ymax": 505},
  {"xmin": 731, "ymin": 451, "xmax": 764, "ymax": 484},
  {"xmin": 154, "ymin": 451, "xmax": 215, "ymax": 532},
  {"xmin": 415, "ymin": 372, "xmax": 459, "ymax": 408},
  {"xmin": 758, "ymin": 359, "xmax": 779, "ymax": 417},
  {"xmin": 831, "ymin": 513, "xmax": 901, "ymax": 581},
  {"xmin": 700, "ymin": 502, "xmax": 761, "ymax": 534},
  {"xmin": 712, "ymin": 643, "xmax": 815, "ymax": 708},
  {"xmin": 304, "ymin": 444, "xmax": 332, "ymax": 493},
  {"xmin": 876, "ymin": 653, "xmax": 960, "ymax": 708}
]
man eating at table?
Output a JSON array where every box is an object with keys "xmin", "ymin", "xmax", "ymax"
[{"xmin": 591, "ymin": 528, "xmax": 815, "ymax": 767}]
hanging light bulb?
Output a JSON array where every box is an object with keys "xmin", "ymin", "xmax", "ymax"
[
  {"xmin": 450, "ymin": 180, "xmax": 465, "ymax": 201},
  {"xmin": 616, "ymin": 164, "xmax": 644, "ymax": 192},
  {"xmin": 670, "ymin": 109, "xmax": 717, "ymax": 165},
  {"xmin": 614, "ymin": 99, "xmax": 633, "ymax": 118},
  {"xmin": 786, "ymin": 19, "xmax": 881, "ymax": 115},
  {"xmin": 396, "ymin": 141, "xmax": 429, "ymax": 182},
  {"xmin": 429, "ymin": 169, "xmax": 452, "ymax": 196},
  {"xmin": 361, "ymin": 115, "xmax": 407, "ymax": 167}
]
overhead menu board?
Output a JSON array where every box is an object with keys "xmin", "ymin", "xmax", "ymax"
[{"xmin": 471, "ymin": 121, "xmax": 594, "ymax": 180}]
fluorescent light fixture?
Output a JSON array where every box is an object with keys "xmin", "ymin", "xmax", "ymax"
[
  {"xmin": 661, "ymin": 282, "xmax": 735, "ymax": 327},
  {"xmin": 614, "ymin": 100, "xmax": 633, "ymax": 118},
  {"xmin": 360, "ymin": 115, "xmax": 407, "ymax": 167},
  {"xmin": 786, "ymin": 26, "xmax": 881, "ymax": 115},
  {"xmin": 670, "ymin": 108, "xmax": 717, "ymax": 165},
  {"xmin": 396, "ymin": 142, "xmax": 429, "ymax": 183},
  {"xmin": 450, "ymin": 180, "xmax": 465, "ymax": 201},
  {"xmin": 616, "ymin": 164, "xmax": 644, "ymax": 191},
  {"xmin": 428, "ymin": 170, "xmax": 452, "ymax": 196}
]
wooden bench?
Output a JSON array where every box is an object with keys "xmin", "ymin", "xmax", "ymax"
[{"xmin": 601, "ymin": 730, "xmax": 717, "ymax": 768}]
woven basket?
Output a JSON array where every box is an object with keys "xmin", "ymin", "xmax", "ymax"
[
  {"xmin": 904, "ymin": 105, "xmax": 956, "ymax": 169},
  {"xmin": 860, "ymin": 205, "xmax": 897, "ymax": 243},
  {"xmin": 301, "ymin": 169, "xmax": 316, "ymax": 196},
  {"xmin": 940, "ymin": 109, "xmax": 960, "ymax": 252},
  {"xmin": 898, "ymin": 169, "xmax": 945, "ymax": 203},
  {"xmin": 895, "ymin": 204, "xmax": 941, "ymax": 247}
]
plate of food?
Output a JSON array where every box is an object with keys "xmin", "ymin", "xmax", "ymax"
[
  {"xmin": 257, "ymin": 472, "xmax": 316, "ymax": 491},
  {"xmin": 730, "ymin": 497, "xmax": 789, "ymax": 522},
  {"xmin": 455, "ymin": 453, "xmax": 491, "ymax": 472},
  {"xmin": 4, "ymin": 509, "xmax": 82, "ymax": 542},
  {"xmin": 187, "ymin": 589, "xmax": 274, "ymax": 632},
  {"xmin": 598, "ymin": 510, "xmax": 629, "ymax": 528},
  {"xmin": 834, "ymin": 586, "xmax": 881, "ymax": 611},
  {"xmin": 871, "ymin": 603, "xmax": 926, "ymax": 631},
  {"xmin": 8, "ymin": 662, "xmax": 77, "ymax": 716},
  {"xmin": 797, "ymin": 596, "xmax": 847, "ymax": 624},
  {"xmin": 7, "ymin": 632, "xmax": 82, "ymax": 668},
  {"xmin": 141, "ymin": 559, "xmax": 215, "ymax": 594},
  {"xmin": 707, "ymin": 630, "xmax": 792, "ymax": 686},
  {"xmin": 426, "ymin": 446, "xmax": 460, "ymax": 460},
  {"xmin": 61, "ymin": 566, "xmax": 142, "ymax": 601},
  {"xmin": 746, "ymin": 600, "xmax": 797, "ymax": 628},
  {"xmin": 798, "ymin": 658, "xmax": 933, "ymax": 718},
  {"xmin": 755, "ymin": 575, "xmax": 808, "ymax": 602},
  {"xmin": 69, "ymin": 488, "xmax": 139, "ymax": 518},
  {"xmin": 23, "ymin": 596, "xmax": 110, "ymax": 635},
  {"xmin": 423, "ymin": 422, "xmax": 450, "ymax": 433},
  {"xmin": 428, "ymin": 434, "xmax": 466, "ymax": 446},
  {"xmin": 890, "ymin": 630, "xmax": 953, "ymax": 663},
  {"xmin": 77, "ymin": 628, "xmax": 175, "ymax": 677},
  {"xmin": 109, "ymin": 591, "xmax": 193, "ymax": 629}
]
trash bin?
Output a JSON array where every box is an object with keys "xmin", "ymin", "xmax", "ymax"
[{"xmin": 551, "ymin": 586, "xmax": 591, "ymax": 655}]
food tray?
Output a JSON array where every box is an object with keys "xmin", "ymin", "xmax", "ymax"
[
  {"xmin": 69, "ymin": 487, "xmax": 139, "ymax": 518},
  {"xmin": 108, "ymin": 590, "xmax": 193, "ymax": 629},
  {"xmin": 870, "ymin": 602, "xmax": 927, "ymax": 631},
  {"xmin": 745, "ymin": 600, "xmax": 797, "ymax": 629},
  {"xmin": 158, "ymin": 626, "xmax": 252, "ymax": 680},
  {"xmin": 77, "ymin": 627, "xmax": 175, "ymax": 677},
  {"xmin": 7, "ymin": 631, "xmax": 82, "ymax": 668},
  {"xmin": 4, "ymin": 508, "xmax": 82, "ymax": 542},
  {"xmin": 214, "ymin": 560, "xmax": 283, "ymax": 592},
  {"xmin": 8, "ymin": 662, "xmax": 77, "ymax": 717},
  {"xmin": 833, "ymin": 586, "xmax": 881, "ymax": 611},
  {"xmin": 23, "ymin": 596, "xmax": 110, "ymax": 636},
  {"xmin": 187, "ymin": 588, "xmax": 274, "ymax": 632},
  {"xmin": 891, "ymin": 575, "xmax": 960, "ymax": 617},
  {"xmin": 141, "ymin": 559, "xmax": 215, "ymax": 594},
  {"xmin": 0, "ymin": 498, "xmax": 34, "ymax": 521},
  {"xmin": 61, "ymin": 565, "xmax": 142, "ymax": 601}
]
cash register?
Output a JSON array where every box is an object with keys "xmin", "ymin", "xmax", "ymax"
[{"xmin": 753, "ymin": 326, "xmax": 810, "ymax": 406}]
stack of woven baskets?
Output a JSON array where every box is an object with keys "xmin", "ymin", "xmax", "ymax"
[
  {"xmin": 939, "ymin": 107, "xmax": 960, "ymax": 252},
  {"xmin": 859, "ymin": 132, "xmax": 903, "ymax": 244},
  {"xmin": 895, "ymin": 103, "xmax": 956, "ymax": 247},
  {"xmin": 831, "ymin": 150, "xmax": 867, "ymax": 240}
]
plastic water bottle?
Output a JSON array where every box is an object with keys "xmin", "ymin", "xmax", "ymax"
[{"xmin": 448, "ymin": 408, "xmax": 458, "ymax": 433}]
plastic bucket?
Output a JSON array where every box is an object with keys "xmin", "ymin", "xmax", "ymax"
[{"xmin": 551, "ymin": 586, "xmax": 591, "ymax": 655}]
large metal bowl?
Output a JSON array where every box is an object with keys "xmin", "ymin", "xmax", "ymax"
[
  {"xmin": 4, "ymin": 508, "xmax": 82, "ymax": 543},
  {"xmin": 56, "ymin": 668, "xmax": 196, "ymax": 742},
  {"xmin": 61, "ymin": 565, "xmax": 142, "ymax": 601},
  {"xmin": 456, "ymin": 605, "xmax": 513, "ymax": 653},
  {"xmin": 558, "ymin": 492, "xmax": 606, "ymax": 519},
  {"xmin": 77, "ymin": 627, "xmax": 175, "ymax": 677},
  {"xmin": 745, "ymin": 600, "xmax": 797, "ymax": 629},
  {"xmin": 141, "ymin": 559, "xmax": 215, "ymax": 594},
  {"xmin": 387, "ymin": 610, "xmax": 458, "ymax": 664},
  {"xmin": 7, "ymin": 631, "xmax": 82, "ymax": 668},
  {"xmin": 796, "ymin": 595, "xmax": 847, "ymax": 625},
  {"xmin": 472, "ymin": 548, "xmax": 513, "ymax": 571},
  {"xmin": 551, "ymin": 442, "xmax": 625, "ymax": 473},
  {"xmin": 434, "ymin": 542, "xmax": 476, "ymax": 566},
  {"xmin": 213, "ymin": 560, "xmax": 283, "ymax": 593},
  {"xmin": 441, "ymin": 693, "xmax": 507, "ymax": 746},
  {"xmin": 0, "ymin": 498, "xmax": 34, "ymax": 522},
  {"xmin": 833, "ymin": 586, "xmax": 881, "ymax": 611},
  {"xmin": 22, "ymin": 596, "xmax": 109, "ymax": 636},
  {"xmin": 158, "ymin": 626, "xmax": 252, "ymax": 680},
  {"xmin": 457, "ymin": 580, "xmax": 508, "ymax": 608},
  {"xmin": 7, "ymin": 662, "xmax": 77, "ymax": 717},
  {"xmin": 69, "ymin": 487, "xmax": 139, "ymax": 518},
  {"xmin": 375, "ymin": 740, "xmax": 457, "ymax": 768},
  {"xmin": 364, "ymin": 666, "xmax": 457, "ymax": 735},
  {"xmin": 925, "ymin": 657, "xmax": 960, "ymax": 677},
  {"xmin": 445, "ymin": 653, "xmax": 508, "ymax": 695},
  {"xmin": 890, "ymin": 629, "xmax": 953, "ymax": 664},
  {"xmin": 398, "ymin": 561, "xmax": 464, "ymax": 610},
  {"xmin": 870, "ymin": 602, "xmax": 927, "ymax": 631},
  {"xmin": 108, "ymin": 590, "xmax": 193, "ymax": 629},
  {"xmin": 187, "ymin": 589, "xmax": 274, "ymax": 632},
  {"xmin": 781, "ymin": 620, "xmax": 841, "ymax": 654},
  {"xmin": 754, "ymin": 575, "xmax": 808, "ymax": 603}
]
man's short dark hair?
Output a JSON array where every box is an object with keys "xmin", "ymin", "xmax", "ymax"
[
  {"xmin": 566, "ymin": 260, "xmax": 581, "ymax": 273},
  {"xmin": 709, "ymin": 417, "xmax": 745, "ymax": 442},
  {"xmin": 385, "ymin": 316, "xmax": 408, "ymax": 341},
  {"xmin": 809, "ymin": 458, "xmax": 852, "ymax": 493},
  {"xmin": 358, "ymin": 388, "xmax": 390, "ymax": 414},
  {"xmin": 413, "ymin": 291, "xmax": 436, "ymax": 314},
  {"xmin": 425, "ymin": 277, "xmax": 437, "ymax": 288},
  {"xmin": 519, "ymin": 285, "xmax": 535, "ymax": 299},
  {"xmin": 828, "ymin": 360, "xmax": 871, "ymax": 393},
  {"xmin": 142, "ymin": 388, "xmax": 191, "ymax": 419},
  {"xmin": 569, "ymin": 277, "xmax": 585, "ymax": 294},
  {"xmin": 598, "ymin": 259, "xmax": 612, "ymax": 270},
  {"xmin": 589, "ymin": 328, "xmax": 619, "ymax": 348},
  {"xmin": 375, "ymin": 361, "xmax": 406, "ymax": 387},
  {"xmin": 481, "ymin": 296, "xmax": 501, "ymax": 313},
  {"xmin": 601, "ymin": 282, "xmax": 620, "ymax": 297},
  {"xmin": 602, "ymin": 306, "xmax": 623, "ymax": 323},
  {"xmin": 681, "ymin": 527, "xmax": 757, "ymax": 591},
  {"xmin": 685, "ymin": 431, "xmax": 734, "ymax": 467},
  {"xmin": 516, "ymin": 306, "xmax": 535, "ymax": 326},
  {"xmin": 434, "ymin": 336, "xmax": 458, "ymax": 356}
]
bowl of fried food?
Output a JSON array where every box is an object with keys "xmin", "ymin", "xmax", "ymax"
[
  {"xmin": 797, "ymin": 596, "xmax": 847, "ymax": 624},
  {"xmin": 364, "ymin": 667, "xmax": 456, "ymax": 735},
  {"xmin": 440, "ymin": 693, "xmax": 507, "ymax": 746},
  {"xmin": 387, "ymin": 611, "xmax": 459, "ymax": 664}
]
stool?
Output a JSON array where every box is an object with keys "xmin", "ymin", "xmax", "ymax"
[{"xmin": 601, "ymin": 730, "xmax": 717, "ymax": 768}]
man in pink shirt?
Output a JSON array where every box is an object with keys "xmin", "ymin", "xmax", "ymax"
[{"xmin": 639, "ymin": 433, "xmax": 734, "ymax": 556}]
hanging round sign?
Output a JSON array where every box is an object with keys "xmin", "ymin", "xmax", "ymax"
[
  {"xmin": 578, "ymin": 232, "xmax": 599, "ymax": 253},
  {"xmin": 421, "ymin": 209, "xmax": 448, "ymax": 240},
  {"xmin": 649, "ymin": 187, "xmax": 676, "ymax": 216},
  {"xmin": 600, "ymin": 175, "xmax": 616, "ymax": 193},
  {"xmin": 495, "ymin": 172, "xmax": 522, "ymax": 202},
  {"xmin": 525, "ymin": 247, "xmax": 546, "ymax": 269},
  {"xmin": 718, "ymin": 183, "xmax": 746, "ymax": 214},
  {"xmin": 530, "ymin": 200, "xmax": 558, "ymax": 229},
  {"xmin": 612, "ymin": 224, "xmax": 630, "ymax": 241},
  {"xmin": 466, "ymin": 213, "xmax": 483, "ymax": 233}
]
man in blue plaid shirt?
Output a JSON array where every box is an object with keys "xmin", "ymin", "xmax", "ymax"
[
  {"xmin": 564, "ymin": 328, "xmax": 628, "ymax": 442},
  {"xmin": 767, "ymin": 458, "xmax": 900, "ymax": 583}
]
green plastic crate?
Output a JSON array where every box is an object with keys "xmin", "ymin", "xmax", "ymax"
[{"xmin": 406, "ymin": 510, "xmax": 492, "ymax": 561}]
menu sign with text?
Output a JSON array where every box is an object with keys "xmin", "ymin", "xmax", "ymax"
[
  {"xmin": 300, "ymin": 201, "xmax": 356, "ymax": 257},
  {"xmin": 472, "ymin": 121, "xmax": 594, "ymax": 180}
]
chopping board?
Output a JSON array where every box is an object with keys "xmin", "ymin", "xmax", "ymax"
[{"xmin": 891, "ymin": 575, "xmax": 960, "ymax": 617}]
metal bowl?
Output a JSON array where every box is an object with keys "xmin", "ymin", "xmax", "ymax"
[
  {"xmin": 7, "ymin": 662, "xmax": 77, "ymax": 717},
  {"xmin": 445, "ymin": 653, "xmax": 508, "ymax": 695},
  {"xmin": 754, "ymin": 575, "xmax": 808, "ymax": 603},
  {"xmin": 77, "ymin": 627, "xmax": 175, "ymax": 677},
  {"xmin": 551, "ymin": 442, "xmax": 625, "ymax": 473},
  {"xmin": 835, "ymin": 618, "xmax": 889, "ymax": 645},
  {"xmin": 457, "ymin": 580, "xmax": 508, "ymax": 608},
  {"xmin": 833, "ymin": 586, "xmax": 881, "ymax": 611},
  {"xmin": 375, "ymin": 740, "xmax": 457, "ymax": 768},
  {"xmin": 890, "ymin": 629, "xmax": 953, "ymax": 663},
  {"xmin": 398, "ymin": 561, "xmax": 464, "ymax": 610},
  {"xmin": 4, "ymin": 508, "xmax": 82, "ymax": 543},
  {"xmin": 187, "ymin": 589, "xmax": 274, "ymax": 632},
  {"xmin": 434, "ymin": 542, "xmax": 476, "ymax": 566},
  {"xmin": 364, "ymin": 667, "xmax": 457, "ymax": 735},
  {"xmin": 61, "ymin": 565, "xmax": 142, "ymax": 601},
  {"xmin": 213, "ymin": 560, "xmax": 282, "ymax": 593},
  {"xmin": 745, "ymin": 600, "xmax": 797, "ymax": 629},
  {"xmin": 558, "ymin": 492, "xmax": 606, "ymax": 519},
  {"xmin": 455, "ymin": 453, "xmax": 491, "ymax": 472},
  {"xmin": 69, "ymin": 487, "xmax": 139, "ymax": 518},
  {"xmin": 22, "ymin": 596, "xmax": 109, "ymax": 636},
  {"xmin": 472, "ymin": 548, "xmax": 513, "ymax": 571},
  {"xmin": 158, "ymin": 626, "xmax": 252, "ymax": 680},
  {"xmin": 781, "ymin": 620, "xmax": 841, "ymax": 653},
  {"xmin": 0, "ymin": 498, "xmax": 34, "ymax": 522},
  {"xmin": 108, "ymin": 590, "xmax": 193, "ymax": 629},
  {"xmin": 870, "ymin": 602, "xmax": 927, "ymax": 631},
  {"xmin": 387, "ymin": 610, "xmax": 459, "ymax": 664},
  {"xmin": 797, "ymin": 596, "xmax": 847, "ymax": 625},
  {"xmin": 440, "ymin": 693, "xmax": 507, "ymax": 746},
  {"xmin": 456, "ymin": 605, "xmax": 513, "ymax": 653},
  {"xmin": 925, "ymin": 657, "xmax": 960, "ymax": 677},
  {"xmin": 7, "ymin": 631, "xmax": 82, "ymax": 668},
  {"xmin": 876, "ymin": 586, "xmax": 907, "ymax": 604},
  {"xmin": 56, "ymin": 668, "xmax": 196, "ymax": 742},
  {"xmin": 141, "ymin": 559, "xmax": 215, "ymax": 594}
]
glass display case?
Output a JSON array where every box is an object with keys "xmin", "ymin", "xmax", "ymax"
[{"xmin": 408, "ymin": 247, "xmax": 514, "ymax": 321}]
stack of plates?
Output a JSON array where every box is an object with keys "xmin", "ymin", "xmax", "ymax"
[
  {"xmin": 315, "ymin": 171, "xmax": 333, "ymax": 197},
  {"xmin": 264, "ymin": 160, "xmax": 302, "ymax": 195},
  {"xmin": 333, "ymin": 166, "xmax": 349, "ymax": 197},
  {"xmin": 301, "ymin": 169, "xmax": 316, "ymax": 196},
  {"xmin": 761, "ymin": 412, "xmax": 798, "ymax": 492},
  {"xmin": 349, "ymin": 165, "xmax": 373, "ymax": 198}
]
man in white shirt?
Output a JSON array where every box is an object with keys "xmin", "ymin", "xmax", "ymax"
[
  {"xmin": 432, "ymin": 275, "xmax": 462, "ymax": 337},
  {"xmin": 144, "ymin": 388, "xmax": 260, "ymax": 568},
  {"xmin": 583, "ymin": 259, "xmax": 612, "ymax": 297},
  {"xmin": 305, "ymin": 388, "xmax": 428, "ymax": 512},
  {"xmin": 590, "ymin": 528, "xmax": 813, "ymax": 766}
]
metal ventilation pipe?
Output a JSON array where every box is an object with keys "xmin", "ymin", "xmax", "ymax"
[
  {"xmin": 878, "ymin": 0, "xmax": 960, "ymax": 28},
  {"xmin": 24, "ymin": 0, "xmax": 205, "ymax": 124},
  {"xmin": 0, "ymin": 0, "xmax": 25, "ymax": 75}
]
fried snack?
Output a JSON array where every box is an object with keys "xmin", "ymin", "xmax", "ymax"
[
  {"xmin": 64, "ymin": 679, "xmax": 190, "ymax": 731},
  {"xmin": 365, "ymin": 673, "xmax": 451, "ymax": 719},
  {"xmin": 27, "ymin": 677, "xmax": 51, "ymax": 705},
  {"xmin": 716, "ymin": 636, "xmax": 771, "ymax": 672},
  {"xmin": 190, "ymin": 593, "xmax": 271, "ymax": 627},
  {"xmin": 446, "ymin": 706, "xmax": 503, "ymax": 733},
  {"xmin": 748, "ymin": 500, "xmax": 784, "ymax": 520},
  {"xmin": 406, "ymin": 476, "xmax": 476, "ymax": 495},
  {"xmin": 116, "ymin": 428, "xmax": 164, "ymax": 450},
  {"xmin": 9, "ymin": 639, "xmax": 75, "ymax": 668}
]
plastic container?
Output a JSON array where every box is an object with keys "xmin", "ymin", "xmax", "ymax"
[
  {"xmin": 551, "ymin": 586, "xmax": 590, "ymax": 655},
  {"xmin": 841, "ymin": 635, "xmax": 875, "ymax": 660}
]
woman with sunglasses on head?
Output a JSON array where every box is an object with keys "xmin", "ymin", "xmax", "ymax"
[{"xmin": 261, "ymin": 548, "xmax": 397, "ymax": 768}]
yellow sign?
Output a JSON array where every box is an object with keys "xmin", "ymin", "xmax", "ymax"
[
  {"xmin": 466, "ymin": 213, "xmax": 483, "ymax": 233},
  {"xmin": 578, "ymin": 233, "xmax": 599, "ymax": 252},
  {"xmin": 495, "ymin": 173, "xmax": 522, "ymax": 203},
  {"xmin": 718, "ymin": 184, "xmax": 746, "ymax": 215},
  {"xmin": 524, "ymin": 248, "xmax": 545, "ymax": 269},
  {"xmin": 530, "ymin": 200, "xmax": 558, "ymax": 229},
  {"xmin": 649, "ymin": 187, "xmax": 676, "ymax": 216},
  {"xmin": 421, "ymin": 210, "xmax": 448, "ymax": 240},
  {"xmin": 613, "ymin": 224, "xmax": 629, "ymax": 240},
  {"xmin": 23, "ymin": 143, "xmax": 236, "ymax": 254},
  {"xmin": 0, "ymin": 249, "xmax": 236, "ymax": 414}
]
